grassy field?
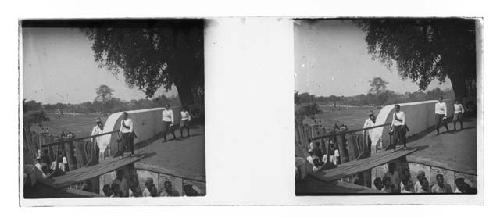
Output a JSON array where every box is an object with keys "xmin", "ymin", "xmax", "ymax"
[
  {"xmin": 31, "ymin": 113, "xmax": 105, "ymax": 137},
  {"xmin": 313, "ymin": 105, "xmax": 379, "ymax": 130}
]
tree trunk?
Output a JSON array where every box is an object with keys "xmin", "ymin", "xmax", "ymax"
[
  {"xmin": 175, "ymin": 81, "xmax": 195, "ymax": 107},
  {"xmin": 450, "ymin": 73, "xmax": 467, "ymax": 100}
]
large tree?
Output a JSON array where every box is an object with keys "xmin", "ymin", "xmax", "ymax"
[
  {"xmin": 368, "ymin": 76, "xmax": 388, "ymax": 95},
  {"xmin": 85, "ymin": 20, "xmax": 204, "ymax": 108},
  {"xmin": 95, "ymin": 84, "xmax": 114, "ymax": 103},
  {"xmin": 359, "ymin": 18, "xmax": 477, "ymax": 98}
]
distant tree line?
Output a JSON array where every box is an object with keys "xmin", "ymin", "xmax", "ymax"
[
  {"xmin": 24, "ymin": 96, "xmax": 180, "ymax": 116},
  {"xmin": 36, "ymin": 95, "xmax": 181, "ymax": 115},
  {"xmin": 295, "ymin": 87, "xmax": 454, "ymax": 107}
]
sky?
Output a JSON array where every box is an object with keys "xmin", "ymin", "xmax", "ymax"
[
  {"xmin": 22, "ymin": 27, "xmax": 176, "ymax": 104},
  {"xmin": 294, "ymin": 20, "xmax": 452, "ymax": 97}
]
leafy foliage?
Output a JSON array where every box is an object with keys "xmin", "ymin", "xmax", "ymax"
[
  {"xmin": 95, "ymin": 84, "xmax": 114, "ymax": 103},
  {"xmin": 295, "ymin": 102, "xmax": 322, "ymax": 122},
  {"xmin": 368, "ymin": 77, "xmax": 388, "ymax": 95},
  {"xmin": 84, "ymin": 20, "xmax": 204, "ymax": 108},
  {"xmin": 23, "ymin": 99, "xmax": 49, "ymax": 130},
  {"xmin": 358, "ymin": 18, "xmax": 476, "ymax": 98}
]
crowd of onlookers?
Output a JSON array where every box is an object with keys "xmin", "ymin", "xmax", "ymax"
[
  {"xmin": 304, "ymin": 122, "xmax": 353, "ymax": 172},
  {"xmin": 372, "ymin": 163, "xmax": 476, "ymax": 194},
  {"xmin": 101, "ymin": 171, "xmax": 201, "ymax": 197}
]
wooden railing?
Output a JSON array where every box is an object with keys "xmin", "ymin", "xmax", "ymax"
[
  {"xmin": 295, "ymin": 122, "xmax": 392, "ymax": 166},
  {"xmin": 23, "ymin": 129, "xmax": 119, "ymax": 171}
]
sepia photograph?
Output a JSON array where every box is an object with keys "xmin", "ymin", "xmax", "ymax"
[
  {"xmin": 295, "ymin": 18, "xmax": 479, "ymax": 195},
  {"xmin": 21, "ymin": 19, "xmax": 206, "ymax": 200}
]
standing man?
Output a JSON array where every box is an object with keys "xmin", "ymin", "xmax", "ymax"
[
  {"xmin": 363, "ymin": 113, "xmax": 376, "ymax": 155},
  {"xmin": 453, "ymin": 99, "xmax": 465, "ymax": 131},
  {"xmin": 179, "ymin": 106, "xmax": 192, "ymax": 138},
  {"xmin": 390, "ymin": 104, "xmax": 406, "ymax": 150},
  {"xmin": 162, "ymin": 104, "xmax": 177, "ymax": 142},
  {"xmin": 435, "ymin": 96, "xmax": 449, "ymax": 135},
  {"xmin": 120, "ymin": 112, "xmax": 134, "ymax": 156},
  {"xmin": 91, "ymin": 117, "xmax": 106, "ymax": 161}
]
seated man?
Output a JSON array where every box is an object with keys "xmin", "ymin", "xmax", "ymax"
[
  {"xmin": 373, "ymin": 177, "xmax": 383, "ymax": 191},
  {"xmin": 384, "ymin": 163, "xmax": 400, "ymax": 192},
  {"xmin": 183, "ymin": 184, "xmax": 201, "ymax": 196},
  {"xmin": 110, "ymin": 183, "xmax": 123, "ymax": 197},
  {"xmin": 431, "ymin": 174, "xmax": 452, "ymax": 193},
  {"xmin": 102, "ymin": 184, "xmax": 112, "ymax": 197},
  {"xmin": 414, "ymin": 171, "xmax": 430, "ymax": 193},
  {"xmin": 382, "ymin": 176, "xmax": 395, "ymax": 193},
  {"xmin": 142, "ymin": 178, "xmax": 158, "ymax": 197},
  {"xmin": 454, "ymin": 178, "xmax": 477, "ymax": 194},
  {"xmin": 159, "ymin": 180, "xmax": 180, "ymax": 197}
]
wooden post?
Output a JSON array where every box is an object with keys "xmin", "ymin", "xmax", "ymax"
[
  {"xmin": 337, "ymin": 133, "xmax": 347, "ymax": 164},
  {"xmin": 74, "ymin": 141, "xmax": 85, "ymax": 169},
  {"xmin": 180, "ymin": 178, "xmax": 185, "ymax": 196},
  {"xmin": 300, "ymin": 125, "xmax": 306, "ymax": 151},
  {"xmin": 362, "ymin": 131, "xmax": 366, "ymax": 157},
  {"xmin": 64, "ymin": 141, "xmax": 74, "ymax": 171},
  {"xmin": 348, "ymin": 134, "xmax": 356, "ymax": 161},
  {"xmin": 324, "ymin": 128, "xmax": 330, "ymax": 164}
]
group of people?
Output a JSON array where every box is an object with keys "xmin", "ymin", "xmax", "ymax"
[
  {"xmin": 435, "ymin": 97, "xmax": 467, "ymax": 135},
  {"xmin": 32, "ymin": 151, "xmax": 68, "ymax": 182},
  {"xmin": 92, "ymin": 103, "xmax": 193, "ymax": 158},
  {"xmin": 372, "ymin": 163, "xmax": 476, "ymax": 194},
  {"xmin": 306, "ymin": 131, "xmax": 350, "ymax": 172},
  {"xmin": 162, "ymin": 104, "xmax": 192, "ymax": 142},
  {"xmin": 31, "ymin": 127, "xmax": 77, "ymax": 181},
  {"xmin": 304, "ymin": 121, "xmax": 359, "ymax": 172},
  {"xmin": 101, "ymin": 171, "xmax": 200, "ymax": 197},
  {"xmin": 381, "ymin": 96, "xmax": 467, "ymax": 151}
]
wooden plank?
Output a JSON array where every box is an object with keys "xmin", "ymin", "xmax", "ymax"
[
  {"xmin": 313, "ymin": 148, "xmax": 417, "ymax": 182},
  {"xmin": 46, "ymin": 154, "xmax": 146, "ymax": 189}
]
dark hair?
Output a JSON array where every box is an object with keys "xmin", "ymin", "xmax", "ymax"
[
  {"xmin": 383, "ymin": 176, "xmax": 392, "ymax": 186},
  {"xmin": 183, "ymin": 184, "xmax": 199, "ymax": 196},
  {"xmin": 111, "ymin": 183, "xmax": 122, "ymax": 196},
  {"xmin": 374, "ymin": 177, "xmax": 382, "ymax": 184},
  {"xmin": 454, "ymin": 178, "xmax": 465, "ymax": 186}
]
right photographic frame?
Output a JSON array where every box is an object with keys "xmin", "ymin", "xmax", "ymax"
[{"xmin": 294, "ymin": 18, "xmax": 480, "ymax": 195}]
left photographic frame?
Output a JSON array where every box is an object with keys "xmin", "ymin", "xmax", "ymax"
[{"xmin": 20, "ymin": 19, "xmax": 206, "ymax": 201}]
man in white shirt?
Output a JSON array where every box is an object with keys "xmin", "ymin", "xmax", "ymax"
[
  {"xmin": 435, "ymin": 97, "xmax": 449, "ymax": 135},
  {"xmin": 119, "ymin": 112, "xmax": 134, "ymax": 156},
  {"xmin": 179, "ymin": 106, "xmax": 192, "ymax": 138},
  {"xmin": 390, "ymin": 104, "xmax": 407, "ymax": 150},
  {"xmin": 162, "ymin": 104, "xmax": 177, "ymax": 142},
  {"xmin": 363, "ymin": 113, "xmax": 376, "ymax": 155},
  {"xmin": 453, "ymin": 99, "xmax": 465, "ymax": 130},
  {"xmin": 91, "ymin": 118, "xmax": 106, "ymax": 161}
]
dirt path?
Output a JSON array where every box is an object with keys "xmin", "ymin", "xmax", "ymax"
[
  {"xmin": 135, "ymin": 125, "xmax": 205, "ymax": 180},
  {"xmin": 407, "ymin": 118, "xmax": 477, "ymax": 174}
]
